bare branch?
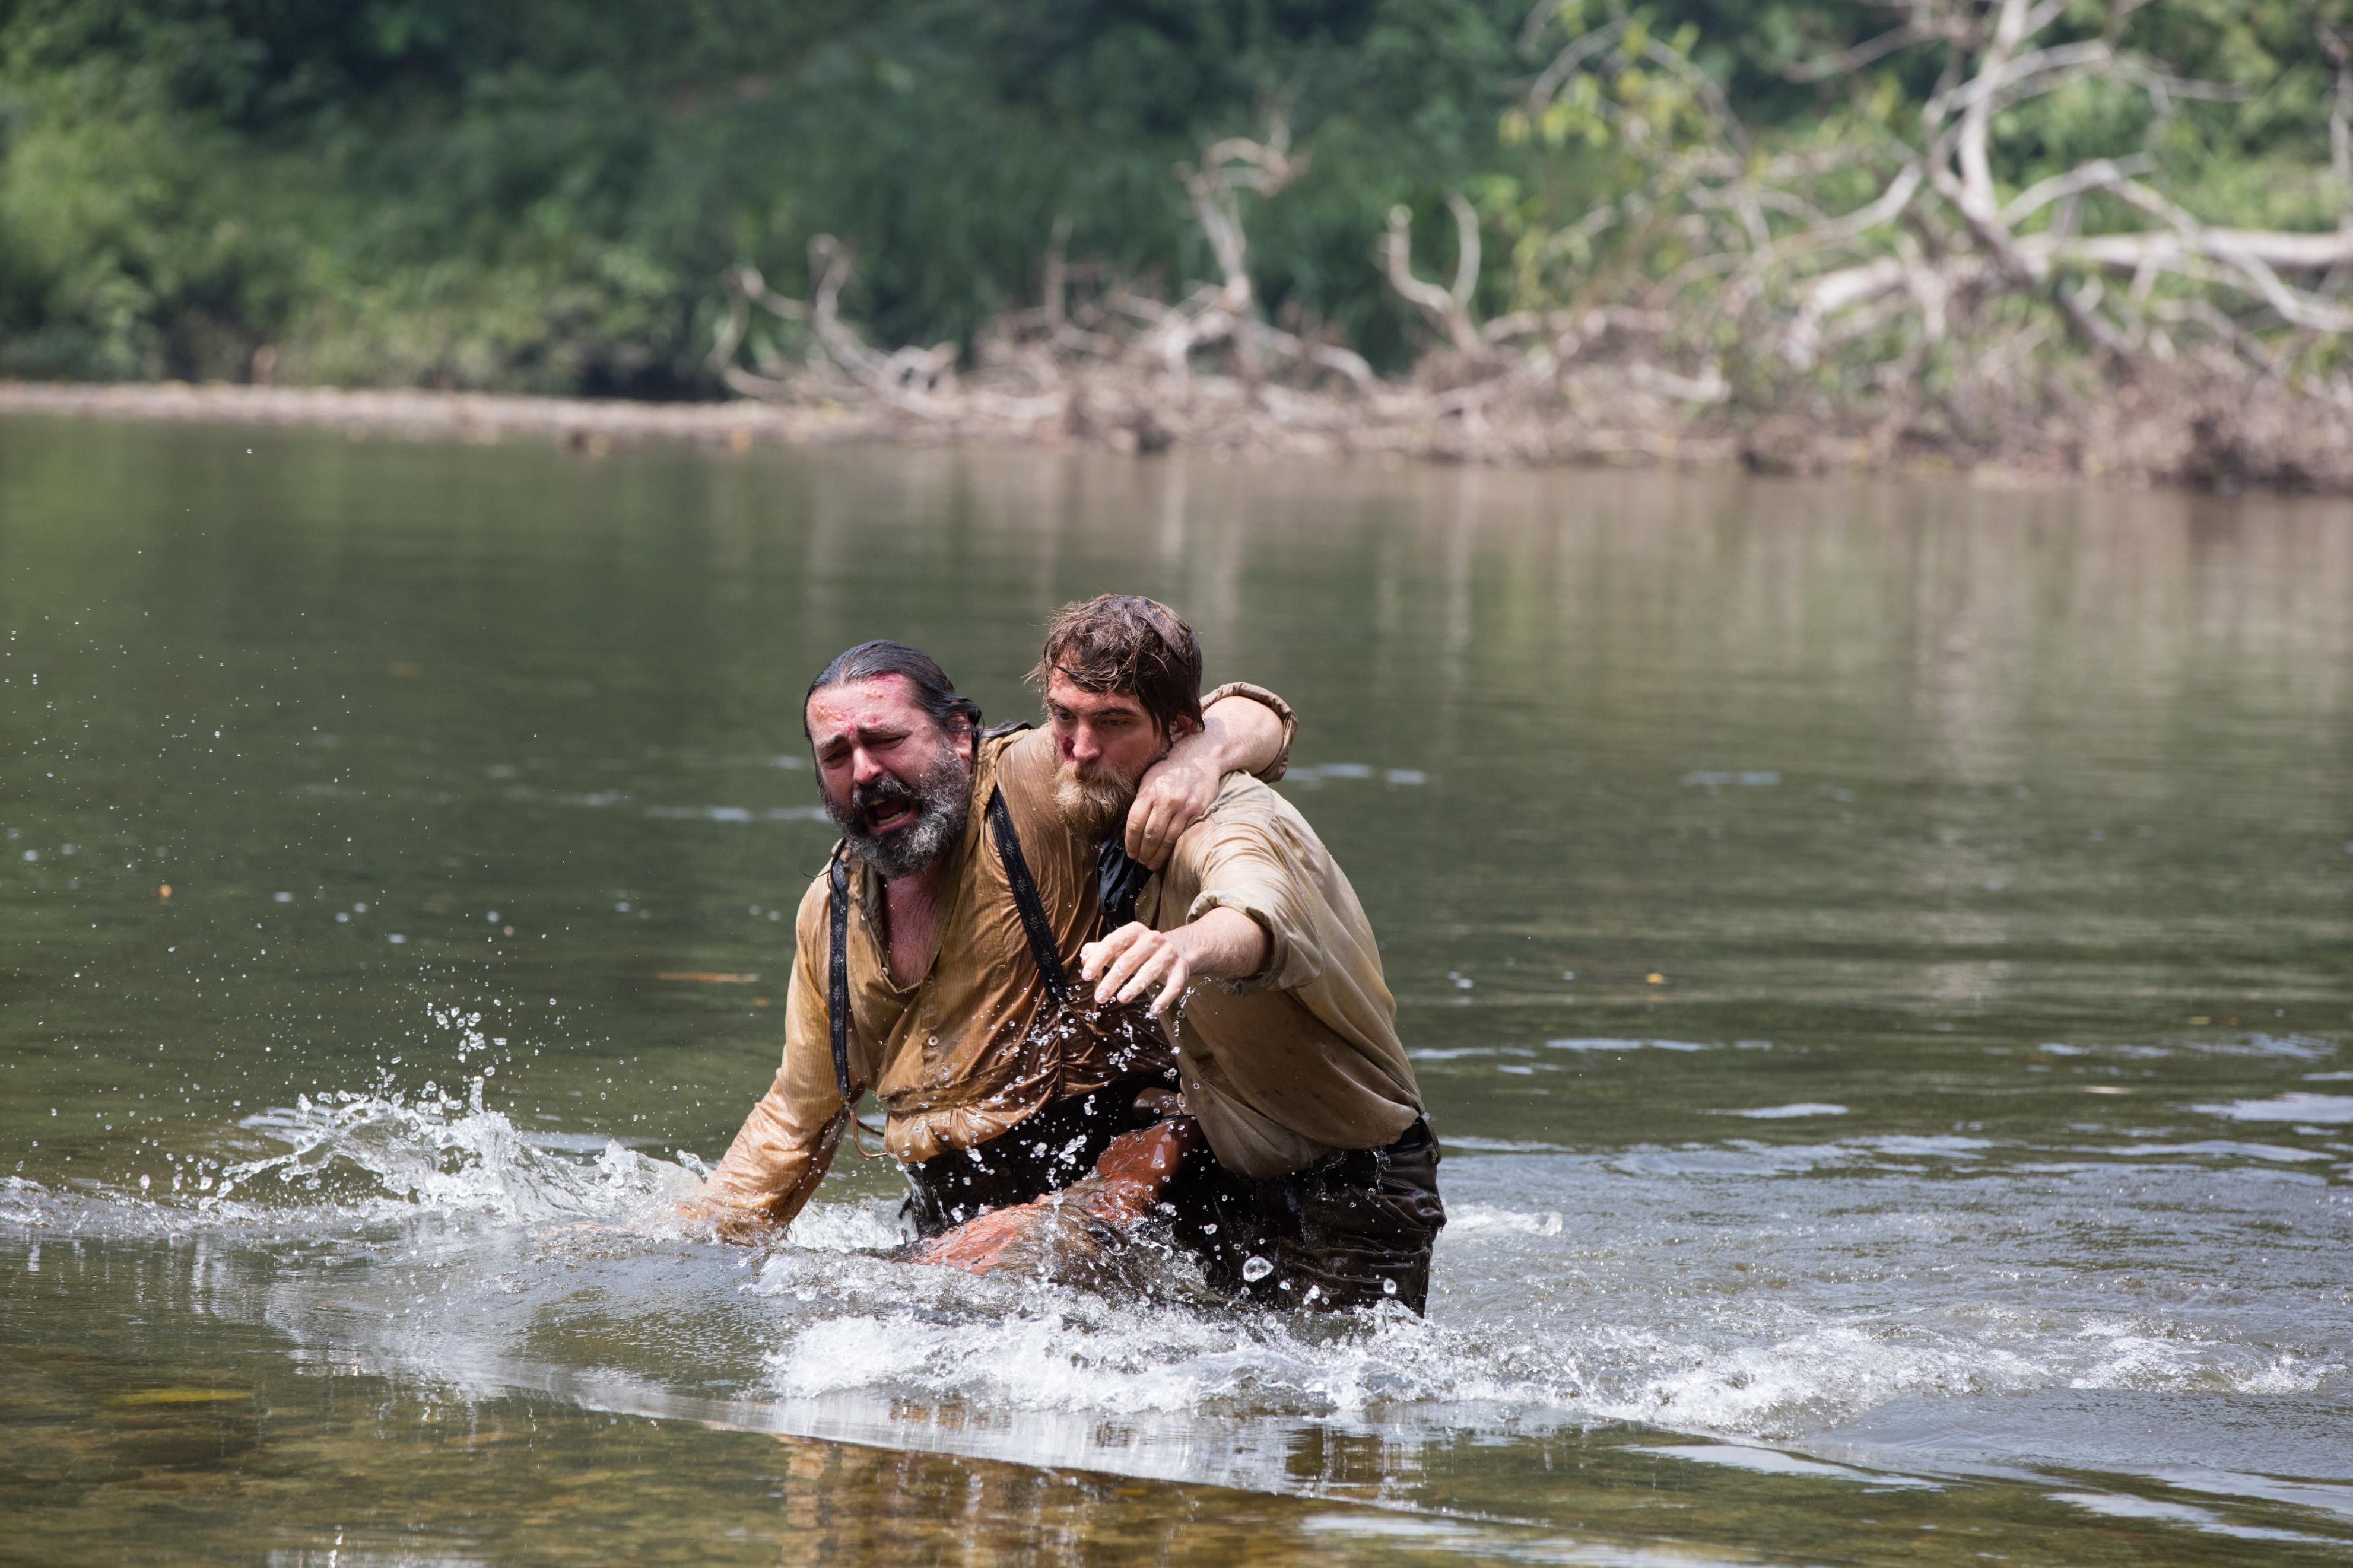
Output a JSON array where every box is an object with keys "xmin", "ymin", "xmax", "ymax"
[
  {"xmin": 1999, "ymin": 155, "xmax": 2155, "ymax": 228},
  {"xmin": 1383, "ymin": 204, "xmax": 1487, "ymax": 355},
  {"xmin": 1952, "ymin": 0, "xmax": 2040, "ymax": 218},
  {"xmin": 1446, "ymin": 193, "xmax": 1482, "ymax": 311},
  {"xmin": 1526, "ymin": 17, "xmax": 1630, "ymax": 107},
  {"xmin": 1042, "ymin": 217, "xmax": 1071, "ymax": 332},
  {"xmin": 2323, "ymin": 23, "xmax": 2353, "ymax": 230},
  {"xmin": 1777, "ymin": 20, "xmax": 1925, "ymax": 84}
]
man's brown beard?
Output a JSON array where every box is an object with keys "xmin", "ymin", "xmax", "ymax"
[{"xmin": 1053, "ymin": 759, "xmax": 1137, "ymax": 837}]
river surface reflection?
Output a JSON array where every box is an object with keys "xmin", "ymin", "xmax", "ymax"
[{"xmin": 2, "ymin": 419, "xmax": 2349, "ymax": 1565}]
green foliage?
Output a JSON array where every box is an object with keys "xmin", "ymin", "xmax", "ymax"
[{"xmin": 0, "ymin": 0, "xmax": 2345, "ymax": 392}]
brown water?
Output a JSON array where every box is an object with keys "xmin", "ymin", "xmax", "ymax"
[{"xmin": 2, "ymin": 419, "xmax": 2350, "ymax": 1565}]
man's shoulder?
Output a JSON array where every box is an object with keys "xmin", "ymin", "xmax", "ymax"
[
  {"xmin": 982, "ymin": 722, "xmax": 1049, "ymax": 775},
  {"xmin": 792, "ymin": 863, "xmax": 837, "ymax": 930},
  {"xmin": 1182, "ymin": 773, "xmax": 1319, "ymax": 858},
  {"xmin": 1208, "ymin": 771, "xmax": 1294, "ymax": 819}
]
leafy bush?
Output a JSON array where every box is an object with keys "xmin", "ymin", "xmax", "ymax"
[{"xmin": 0, "ymin": 0, "xmax": 2344, "ymax": 393}]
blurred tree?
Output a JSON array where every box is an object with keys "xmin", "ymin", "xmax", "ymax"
[{"xmin": 0, "ymin": 0, "xmax": 2343, "ymax": 393}]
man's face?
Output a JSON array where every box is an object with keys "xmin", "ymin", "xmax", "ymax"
[
  {"xmin": 1044, "ymin": 672, "xmax": 1167, "ymax": 834},
  {"xmin": 806, "ymin": 676, "xmax": 971, "ymax": 877}
]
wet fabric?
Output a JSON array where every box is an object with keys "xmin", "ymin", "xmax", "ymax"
[
  {"xmin": 700, "ymin": 684, "xmax": 1294, "ymax": 1230},
  {"xmin": 1139, "ymin": 774, "xmax": 1424, "ymax": 1179},
  {"xmin": 1163, "ymin": 1117, "xmax": 1445, "ymax": 1313},
  {"xmin": 898, "ymin": 1071, "xmax": 1176, "ymax": 1239}
]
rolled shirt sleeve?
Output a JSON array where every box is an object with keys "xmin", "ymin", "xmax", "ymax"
[
  {"xmin": 1177, "ymin": 787, "xmax": 1339, "ymax": 996},
  {"xmin": 1201, "ymin": 680, "xmax": 1296, "ymax": 784}
]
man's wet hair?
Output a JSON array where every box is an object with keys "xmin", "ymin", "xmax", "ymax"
[
  {"xmin": 804, "ymin": 640, "xmax": 981, "ymax": 743},
  {"xmin": 1029, "ymin": 596, "xmax": 1204, "ymax": 736}
]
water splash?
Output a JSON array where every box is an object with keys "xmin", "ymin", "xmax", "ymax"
[{"xmin": 211, "ymin": 1083, "xmax": 696, "ymax": 1224}]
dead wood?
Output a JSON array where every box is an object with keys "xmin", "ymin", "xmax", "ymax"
[{"xmin": 701, "ymin": 1, "xmax": 2353, "ymax": 488}]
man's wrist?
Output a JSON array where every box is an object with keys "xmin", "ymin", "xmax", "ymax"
[
  {"xmin": 1174, "ymin": 906, "xmax": 1270, "ymax": 983},
  {"xmin": 1198, "ymin": 695, "xmax": 1278, "ymax": 776}
]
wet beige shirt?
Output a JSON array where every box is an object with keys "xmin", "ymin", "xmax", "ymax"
[
  {"xmin": 703, "ymin": 685, "xmax": 1293, "ymax": 1227},
  {"xmin": 1140, "ymin": 776, "xmax": 1424, "ymax": 1179}
]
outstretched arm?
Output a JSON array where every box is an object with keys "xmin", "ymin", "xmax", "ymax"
[
  {"xmin": 1079, "ymin": 907, "xmax": 1269, "ymax": 1016},
  {"xmin": 1126, "ymin": 685, "xmax": 1294, "ymax": 867},
  {"xmin": 678, "ymin": 889, "xmax": 850, "ymax": 1239}
]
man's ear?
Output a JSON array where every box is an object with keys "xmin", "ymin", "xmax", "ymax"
[
  {"xmin": 947, "ymin": 710, "xmax": 979, "ymax": 762},
  {"xmin": 1168, "ymin": 713, "xmax": 1205, "ymax": 741}
]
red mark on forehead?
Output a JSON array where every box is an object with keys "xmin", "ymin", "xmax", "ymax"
[{"xmin": 806, "ymin": 674, "xmax": 926, "ymax": 744}]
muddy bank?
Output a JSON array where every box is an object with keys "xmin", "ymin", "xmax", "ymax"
[{"xmin": 3, "ymin": 375, "xmax": 2350, "ymax": 495}]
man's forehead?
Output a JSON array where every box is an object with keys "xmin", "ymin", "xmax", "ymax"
[
  {"xmin": 1044, "ymin": 671, "xmax": 1145, "ymax": 714},
  {"xmin": 807, "ymin": 675, "xmax": 926, "ymax": 735}
]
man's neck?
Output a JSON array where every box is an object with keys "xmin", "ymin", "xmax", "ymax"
[{"xmin": 879, "ymin": 858, "xmax": 948, "ymax": 988}]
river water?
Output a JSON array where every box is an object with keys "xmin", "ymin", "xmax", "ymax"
[{"xmin": 2, "ymin": 417, "xmax": 2348, "ymax": 1566}]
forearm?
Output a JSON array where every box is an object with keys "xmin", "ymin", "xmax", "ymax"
[
  {"xmin": 1192, "ymin": 694, "xmax": 1285, "ymax": 779},
  {"xmin": 1130, "ymin": 693, "xmax": 1290, "ymax": 868},
  {"xmin": 1170, "ymin": 905, "xmax": 1270, "ymax": 985},
  {"xmin": 687, "ymin": 1073, "xmax": 843, "ymax": 1234}
]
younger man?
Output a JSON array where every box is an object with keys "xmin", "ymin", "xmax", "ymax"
[{"xmin": 1043, "ymin": 596, "xmax": 1445, "ymax": 1312}]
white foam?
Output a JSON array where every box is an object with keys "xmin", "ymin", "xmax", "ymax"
[
  {"xmin": 783, "ymin": 1201, "xmax": 904, "ymax": 1254},
  {"xmin": 1713, "ymin": 1103, "xmax": 1847, "ymax": 1120},
  {"xmin": 1446, "ymin": 1204, "xmax": 1565, "ymax": 1238},
  {"xmin": 751, "ymin": 1286, "xmax": 1553, "ymax": 1421},
  {"xmin": 212, "ymin": 1087, "xmax": 697, "ymax": 1225}
]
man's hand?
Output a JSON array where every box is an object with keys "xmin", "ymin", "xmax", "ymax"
[
  {"xmin": 675, "ymin": 1190, "xmax": 785, "ymax": 1245},
  {"xmin": 1081, "ymin": 922, "xmax": 1192, "ymax": 1016},
  {"xmin": 1127, "ymin": 694, "xmax": 1285, "ymax": 867},
  {"xmin": 1128, "ymin": 743, "xmax": 1220, "ymax": 869},
  {"xmin": 1081, "ymin": 906, "xmax": 1269, "ymax": 1016}
]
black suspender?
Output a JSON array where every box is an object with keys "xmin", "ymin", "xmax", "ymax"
[
  {"xmin": 822, "ymin": 844, "xmax": 881, "ymax": 1156},
  {"xmin": 825, "ymin": 845, "xmax": 855, "ymax": 1108},
  {"xmin": 985, "ymin": 785, "xmax": 1073, "ymax": 1006}
]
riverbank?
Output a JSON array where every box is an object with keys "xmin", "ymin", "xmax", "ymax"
[{"xmin": 5, "ymin": 374, "xmax": 2352, "ymax": 494}]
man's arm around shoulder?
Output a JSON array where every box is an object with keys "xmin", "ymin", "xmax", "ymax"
[{"xmin": 1124, "ymin": 683, "xmax": 1294, "ymax": 867}]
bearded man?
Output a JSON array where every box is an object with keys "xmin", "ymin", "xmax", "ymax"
[
  {"xmin": 1042, "ymin": 596, "xmax": 1446, "ymax": 1313},
  {"xmin": 683, "ymin": 638, "xmax": 1294, "ymax": 1239}
]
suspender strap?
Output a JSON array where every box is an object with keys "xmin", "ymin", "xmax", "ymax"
[
  {"xmin": 985, "ymin": 785, "xmax": 1073, "ymax": 1007},
  {"xmin": 824, "ymin": 846, "xmax": 856, "ymax": 1109}
]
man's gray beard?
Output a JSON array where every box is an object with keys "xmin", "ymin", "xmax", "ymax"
[
  {"xmin": 825, "ymin": 750, "xmax": 970, "ymax": 879},
  {"xmin": 1053, "ymin": 764, "xmax": 1137, "ymax": 839}
]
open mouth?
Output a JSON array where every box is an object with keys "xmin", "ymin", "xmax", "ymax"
[{"xmin": 863, "ymin": 800, "xmax": 916, "ymax": 834}]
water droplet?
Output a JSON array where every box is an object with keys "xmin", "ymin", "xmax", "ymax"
[
  {"xmin": 1382, "ymin": 1276, "xmax": 1398, "ymax": 1295},
  {"xmin": 1241, "ymin": 1255, "xmax": 1273, "ymax": 1283}
]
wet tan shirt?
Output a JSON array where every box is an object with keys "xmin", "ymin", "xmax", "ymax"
[
  {"xmin": 703, "ymin": 685, "xmax": 1294, "ymax": 1227},
  {"xmin": 1141, "ymin": 776, "xmax": 1424, "ymax": 1180}
]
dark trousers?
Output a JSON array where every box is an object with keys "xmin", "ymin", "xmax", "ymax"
[
  {"xmin": 1164, "ymin": 1119, "xmax": 1446, "ymax": 1314},
  {"xmin": 898, "ymin": 1072, "xmax": 1171, "ymax": 1239}
]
